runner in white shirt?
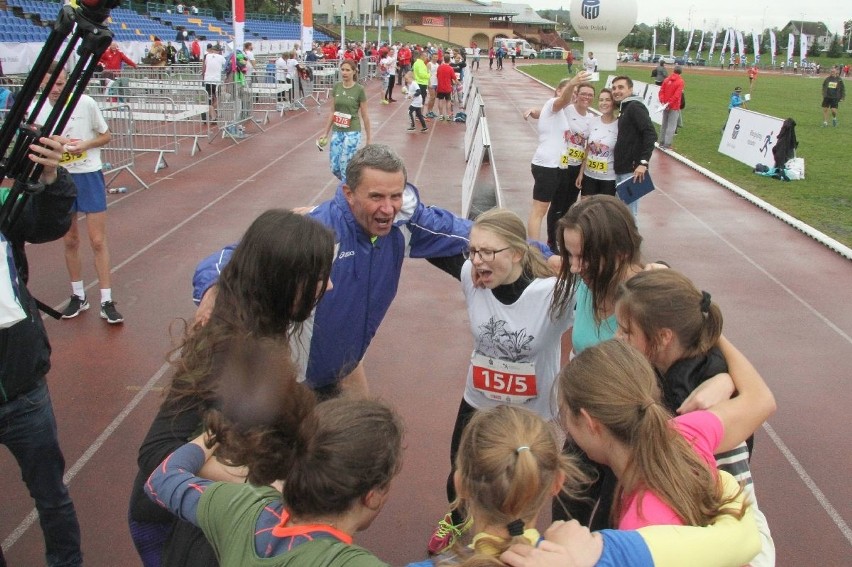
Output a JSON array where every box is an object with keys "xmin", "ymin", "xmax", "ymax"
[
  {"xmin": 577, "ymin": 87, "xmax": 618, "ymax": 197},
  {"xmin": 202, "ymin": 44, "xmax": 226, "ymax": 120}
]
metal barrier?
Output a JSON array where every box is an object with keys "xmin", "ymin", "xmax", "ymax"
[
  {"xmin": 92, "ymin": 77, "xmax": 213, "ymax": 160},
  {"xmin": 304, "ymin": 61, "xmax": 339, "ymax": 106},
  {"xmin": 98, "ymin": 103, "xmax": 149, "ymax": 190},
  {"xmin": 215, "ymin": 80, "xmax": 264, "ymax": 142}
]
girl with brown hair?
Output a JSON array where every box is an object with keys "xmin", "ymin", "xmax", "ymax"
[{"xmin": 558, "ymin": 338, "xmax": 775, "ymax": 530}]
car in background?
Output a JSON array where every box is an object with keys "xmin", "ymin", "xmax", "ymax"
[
  {"xmin": 659, "ymin": 55, "xmax": 676, "ymax": 64},
  {"xmin": 639, "ymin": 52, "xmax": 653, "ymax": 62},
  {"xmin": 674, "ymin": 56, "xmax": 687, "ymax": 65},
  {"xmin": 540, "ymin": 47, "xmax": 565, "ymax": 59}
]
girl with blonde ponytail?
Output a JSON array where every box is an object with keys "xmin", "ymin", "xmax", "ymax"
[{"xmin": 558, "ymin": 338, "xmax": 775, "ymax": 530}]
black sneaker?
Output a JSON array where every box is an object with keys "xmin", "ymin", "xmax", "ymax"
[
  {"xmin": 61, "ymin": 295, "xmax": 89, "ymax": 319},
  {"xmin": 100, "ymin": 301, "xmax": 124, "ymax": 324}
]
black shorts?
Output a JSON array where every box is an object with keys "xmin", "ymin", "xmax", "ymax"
[
  {"xmin": 581, "ymin": 176, "xmax": 617, "ymax": 197},
  {"xmin": 204, "ymin": 82, "xmax": 219, "ymax": 103},
  {"xmin": 436, "ymin": 91, "xmax": 451, "ymax": 100},
  {"xmin": 531, "ymin": 163, "xmax": 563, "ymax": 202},
  {"xmin": 822, "ymin": 97, "xmax": 839, "ymax": 109}
]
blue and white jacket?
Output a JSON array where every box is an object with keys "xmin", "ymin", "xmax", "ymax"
[{"xmin": 193, "ymin": 182, "xmax": 471, "ymax": 389}]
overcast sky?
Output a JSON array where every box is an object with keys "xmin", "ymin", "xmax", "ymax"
[{"xmin": 526, "ymin": 0, "xmax": 847, "ymax": 36}]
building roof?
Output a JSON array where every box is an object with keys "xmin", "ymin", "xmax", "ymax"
[
  {"xmin": 398, "ymin": 0, "xmax": 555, "ymax": 24},
  {"xmin": 780, "ymin": 21, "xmax": 831, "ymax": 37}
]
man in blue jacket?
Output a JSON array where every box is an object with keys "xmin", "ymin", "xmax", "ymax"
[{"xmin": 193, "ymin": 144, "xmax": 471, "ymax": 398}]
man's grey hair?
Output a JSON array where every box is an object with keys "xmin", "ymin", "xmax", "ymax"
[{"xmin": 345, "ymin": 144, "xmax": 408, "ymax": 190}]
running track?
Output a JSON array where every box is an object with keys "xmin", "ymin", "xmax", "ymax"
[{"xmin": 1, "ymin": 63, "xmax": 850, "ymax": 566}]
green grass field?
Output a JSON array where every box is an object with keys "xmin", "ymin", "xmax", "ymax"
[{"xmin": 523, "ymin": 64, "xmax": 852, "ymax": 247}]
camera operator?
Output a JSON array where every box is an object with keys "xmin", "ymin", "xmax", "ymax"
[{"xmin": 0, "ymin": 135, "xmax": 82, "ymax": 567}]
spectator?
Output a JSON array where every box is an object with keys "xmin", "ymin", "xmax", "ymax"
[
  {"xmin": 36, "ymin": 65, "xmax": 124, "ymax": 323},
  {"xmin": 584, "ymin": 51, "xmax": 598, "ymax": 73},
  {"xmin": 658, "ymin": 65, "xmax": 684, "ymax": 149},
  {"xmin": 651, "ymin": 60, "xmax": 667, "ymax": 86},
  {"xmin": 202, "ymin": 43, "xmax": 226, "ymax": 121},
  {"xmin": 99, "ymin": 41, "xmax": 137, "ymax": 73},
  {"xmin": 729, "ymin": 86, "xmax": 746, "ymax": 111}
]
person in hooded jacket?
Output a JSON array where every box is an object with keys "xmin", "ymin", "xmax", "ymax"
[{"xmin": 658, "ymin": 66, "xmax": 685, "ymax": 149}]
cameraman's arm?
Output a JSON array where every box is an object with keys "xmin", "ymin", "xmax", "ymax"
[{"xmin": 7, "ymin": 136, "xmax": 76, "ymax": 245}]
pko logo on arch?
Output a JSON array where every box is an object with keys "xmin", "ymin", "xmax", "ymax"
[{"xmin": 581, "ymin": 0, "xmax": 600, "ymax": 19}]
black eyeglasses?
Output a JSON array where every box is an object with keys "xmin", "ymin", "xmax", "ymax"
[{"xmin": 463, "ymin": 247, "xmax": 511, "ymax": 262}]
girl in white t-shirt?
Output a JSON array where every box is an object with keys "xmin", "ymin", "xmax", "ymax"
[
  {"xmin": 577, "ymin": 88, "xmax": 619, "ymax": 197},
  {"xmin": 423, "ymin": 208, "xmax": 574, "ymax": 555},
  {"xmin": 404, "ymin": 71, "xmax": 427, "ymax": 132}
]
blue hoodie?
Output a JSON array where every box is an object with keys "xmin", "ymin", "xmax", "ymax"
[{"xmin": 193, "ymin": 181, "xmax": 471, "ymax": 389}]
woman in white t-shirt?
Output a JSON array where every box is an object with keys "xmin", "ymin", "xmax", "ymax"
[
  {"xmin": 577, "ymin": 88, "xmax": 618, "ymax": 197},
  {"xmin": 422, "ymin": 208, "xmax": 574, "ymax": 554},
  {"xmin": 524, "ymin": 71, "xmax": 592, "ymax": 251},
  {"xmin": 426, "ymin": 52, "xmax": 440, "ymax": 117}
]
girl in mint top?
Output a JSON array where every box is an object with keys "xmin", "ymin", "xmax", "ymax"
[
  {"xmin": 322, "ymin": 59, "xmax": 372, "ymax": 180},
  {"xmin": 551, "ymin": 196, "xmax": 644, "ymax": 357}
]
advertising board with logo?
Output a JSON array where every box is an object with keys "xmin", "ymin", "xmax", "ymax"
[{"xmin": 719, "ymin": 107, "xmax": 785, "ymax": 168}]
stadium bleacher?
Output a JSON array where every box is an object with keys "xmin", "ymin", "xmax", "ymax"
[{"xmin": 0, "ymin": 0, "xmax": 330, "ymax": 44}]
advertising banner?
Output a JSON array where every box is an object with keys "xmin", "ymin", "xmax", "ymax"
[
  {"xmin": 422, "ymin": 16, "xmax": 445, "ymax": 26},
  {"xmin": 719, "ymin": 107, "xmax": 785, "ymax": 168}
]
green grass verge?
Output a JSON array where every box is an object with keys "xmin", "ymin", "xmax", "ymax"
[{"xmin": 523, "ymin": 64, "xmax": 852, "ymax": 247}]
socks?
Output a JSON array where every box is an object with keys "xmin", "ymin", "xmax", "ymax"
[
  {"xmin": 100, "ymin": 289, "xmax": 112, "ymax": 304},
  {"xmin": 71, "ymin": 280, "xmax": 85, "ymax": 300}
]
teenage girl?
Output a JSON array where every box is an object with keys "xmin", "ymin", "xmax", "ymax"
[
  {"xmin": 146, "ymin": 395, "xmax": 403, "ymax": 567},
  {"xmin": 614, "ymin": 268, "xmax": 776, "ymax": 564},
  {"xmin": 404, "ymin": 71, "xmax": 427, "ymax": 132},
  {"xmin": 558, "ymin": 338, "xmax": 775, "ymax": 530},
  {"xmin": 411, "ymin": 406, "xmax": 763, "ymax": 567},
  {"xmin": 424, "ymin": 208, "xmax": 570, "ymax": 554},
  {"xmin": 128, "ymin": 209, "xmax": 334, "ymax": 567},
  {"xmin": 576, "ymin": 88, "xmax": 618, "ymax": 198},
  {"xmin": 321, "ymin": 59, "xmax": 372, "ymax": 180}
]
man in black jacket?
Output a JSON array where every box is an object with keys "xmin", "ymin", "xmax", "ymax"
[
  {"xmin": 611, "ymin": 75, "xmax": 657, "ymax": 215},
  {"xmin": 0, "ymin": 136, "xmax": 82, "ymax": 567}
]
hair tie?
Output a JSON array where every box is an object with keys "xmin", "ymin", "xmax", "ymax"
[
  {"xmin": 516, "ymin": 446, "xmax": 530, "ymax": 454},
  {"xmin": 506, "ymin": 519, "xmax": 526, "ymax": 537},
  {"xmin": 700, "ymin": 291, "xmax": 711, "ymax": 313},
  {"xmin": 640, "ymin": 399, "xmax": 655, "ymax": 414}
]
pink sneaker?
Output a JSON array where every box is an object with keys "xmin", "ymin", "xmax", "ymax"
[{"xmin": 427, "ymin": 513, "xmax": 472, "ymax": 555}]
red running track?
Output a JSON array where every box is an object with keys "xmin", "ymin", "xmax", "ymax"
[{"xmin": 1, "ymin": 64, "xmax": 850, "ymax": 566}]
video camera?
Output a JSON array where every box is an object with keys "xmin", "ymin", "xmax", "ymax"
[{"xmin": 0, "ymin": 0, "xmax": 119, "ymax": 234}]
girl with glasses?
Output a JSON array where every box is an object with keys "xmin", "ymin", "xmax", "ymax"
[{"xmin": 423, "ymin": 208, "xmax": 574, "ymax": 555}]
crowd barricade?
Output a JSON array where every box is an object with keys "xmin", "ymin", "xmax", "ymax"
[
  {"xmin": 215, "ymin": 80, "xmax": 264, "ymax": 142},
  {"xmin": 94, "ymin": 76, "xmax": 213, "ymax": 159},
  {"xmin": 98, "ymin": 103, "xmax": 149, "ymax": 190},
  {"xmin": 305, "ymin": 61, "xmax": 340, "ymax": 104},
  {"xmin": 90, "ymin": 92, "xmax": 182, "ymax": 172}
]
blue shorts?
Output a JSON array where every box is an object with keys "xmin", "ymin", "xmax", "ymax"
[{"xmin": 70, "ymin": 171, "xmax": 107, "ymax": 213}]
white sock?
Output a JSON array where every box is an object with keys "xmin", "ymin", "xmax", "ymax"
[
  {"xmin": 71, "ymin": 281, "xmax": 85, "ymax": 299},
  {"xmin": 100, "ymin": 289, "xmax": 112, "ymax": 304}
]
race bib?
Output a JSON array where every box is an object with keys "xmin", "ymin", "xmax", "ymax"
[
  {"xmin": 332, "ymin": 111, "xmax": 352, "ymax": 128},
  {"xmin": 558, "ymin": 150, "xmax": 570, "ymax": 170},
  {"xmin": 60, "ymin": 149, "xmax": 87, "ymax": 165},
  {"xmin": 471, "ymin": 352, "xmax": 537, "ymax": 404},
  {"xmin": 567, "ymin": 146, "xmax": 585, "ymax": 164},
  {"xmin": 587, "ymin": 157, "xmax": 607, "ymax": 173}
]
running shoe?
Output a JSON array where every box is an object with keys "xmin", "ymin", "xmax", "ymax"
[
  {"xmin": 61, "ymin": 295, "xmax": 89, "ymax": 319},
  {"xmin": 427, "ymin": 513, "xmax": 472, "ymax": 555},
  {"xmin": 421, "ymin": 127, "xmax": 429, "ymax": 132},
  {"xmin": 100, "ymin": 301, "xmax": 124, "ymax": 324},
  {"xmin": 407, "ymin": 126, "xmax": 416, "ymax": 131},
  {"xmin": 381, "ymin": 99, "xmax": 389, "ymax": 105}
]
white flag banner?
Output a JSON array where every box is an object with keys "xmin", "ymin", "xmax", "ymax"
[
  {"xmin": 685, "ymin": 28, "xmax": 695, "ymax": 55},
  {"xmin": 752, "ymin": 31, "xmax": 760, "ymax": 62},
  {"xmin": 729, "ymin": 28, "xmax": 736, "ymax": 60},
  {"xmin": 787, "ymin": 33, "xmax": 795, "ymax": 63},
  {"xmin": 736, "ymin": 30, "xmax": 746, "ymax": 57},
  {"xmin": 800, "ymin": 33, "xmax": 808, "ymax": 61},
  {"xmin": 696, "ymin": 30, "xmax": 706, "ymax": 59},
  {"xmin": 670, "ymin": 27, "xmax": 676, "ymax": 55},
  {"xmin": 769, "ymin": 30, "xmax": 777, "ymax": 59},
  {"xmin": 709, "ymin": 29, "xmax": 717, "ymax": 59},
  {"xmin": 718, "ymin": 29, "xmax": 728, "ymax": 60},
  {"xmin": 653, "ymin": 28, "xmax": 657, "ymax": 55}
]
